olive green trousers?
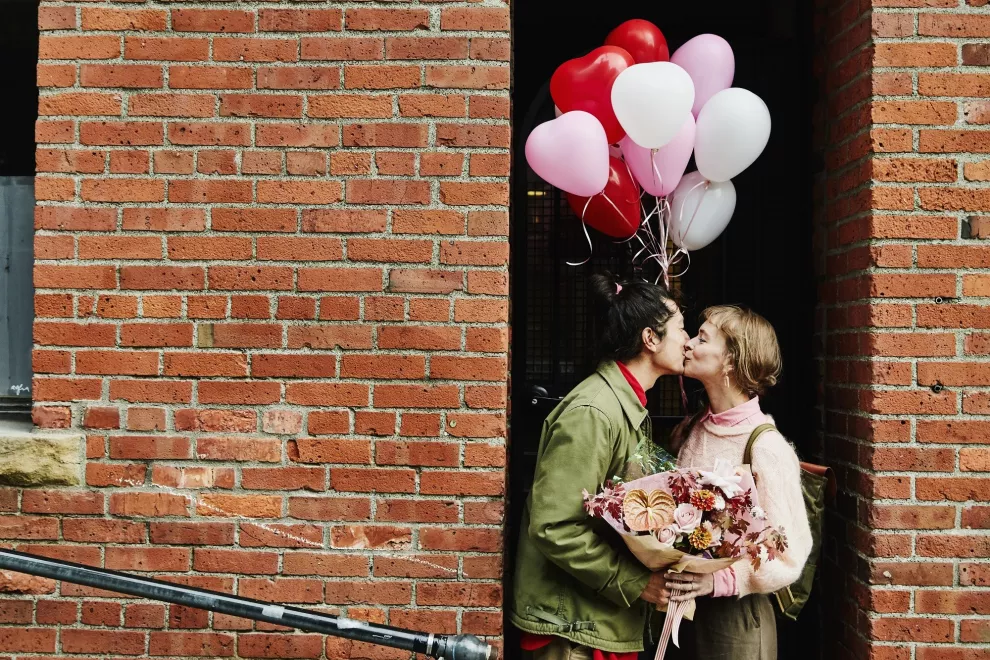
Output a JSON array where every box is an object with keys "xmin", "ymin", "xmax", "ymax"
[{"xmin": 692, "ymin": 594, "xmax": 777, "ymax": 660}]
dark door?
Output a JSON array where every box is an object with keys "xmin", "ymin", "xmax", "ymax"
[
  {"xmin": 0, "ymin": 0, "xmax": 38, "ymax": 421},
  {"xmin": 508, "ymin": 2, "xmax": 817, "ymax": 658}
]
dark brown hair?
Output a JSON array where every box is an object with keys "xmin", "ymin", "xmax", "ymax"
[{"xmin": 589, "ymin": 273, "xmax": 679, "ymax": 363}]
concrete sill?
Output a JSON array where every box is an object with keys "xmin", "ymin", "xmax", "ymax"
[{"xmin": 0, "ymin": 421, "xmax": 84, "ymax": 487}]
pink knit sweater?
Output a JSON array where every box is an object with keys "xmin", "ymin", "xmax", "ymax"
[{"xmin": 677, "ymin": 406, "xmax": 813, "ymax": 598}]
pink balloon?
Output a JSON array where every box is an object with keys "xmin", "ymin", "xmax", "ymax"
[
  {"xmin": 670, "ymin": 34, "xmax": 734, "ymax": 117},
  {"xmin": 525, "ymin": 111, "xmax": 609, "ymax": 196},
  {"xmin": 620, "ymin": 115, "xmax": 695, "ymax": 197}
]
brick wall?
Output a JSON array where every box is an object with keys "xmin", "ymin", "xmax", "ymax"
[
  {"xmin": 20, "ymin": 0, "xmax": 510, "ymax": 656},
  {"xmin": 815, "ymin": 0, "xmax": 990, "ymax": 658}
]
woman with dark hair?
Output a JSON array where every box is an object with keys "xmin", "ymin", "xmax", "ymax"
[{"xmin": 510, "ymin": 273, "xmax": 690, "ymax": 660}]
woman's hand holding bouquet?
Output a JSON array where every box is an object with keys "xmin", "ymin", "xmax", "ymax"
[{"xmin": 583, "ymin": 458, "xmax": 788, "ymax": 660}]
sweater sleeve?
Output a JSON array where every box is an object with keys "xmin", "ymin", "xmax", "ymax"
[
  {"xmin": 528, "ymin": 405, "xmax": 652, "ymax": 608},
  {"xmin": 733, "ymin": 431, "xmax": 813, "ymax": 598}
]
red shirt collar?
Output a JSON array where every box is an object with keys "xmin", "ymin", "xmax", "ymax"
[{"xmin": 616, "ymin": 361, "xmax": 647, "ymax": 407}]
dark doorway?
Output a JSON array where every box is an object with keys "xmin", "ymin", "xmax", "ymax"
[
  {"xmin": 507, "ymin": 1, "xmax": 817, "ymax": 658},
  {"xmin": 0, "ymin": 0, "xmax": 39, "ymax": 420}
]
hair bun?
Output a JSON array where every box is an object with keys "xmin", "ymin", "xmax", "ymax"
[{"xmin": 589, "ymin": 273, "xmax": 619, "ymax": 307}]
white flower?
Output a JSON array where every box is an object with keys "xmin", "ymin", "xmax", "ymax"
[
  {"xmin": 714, "ymin": 494, "xmax": 726, "ymax": 511},
  {"xmin": 699, "ymin": 458, "xmax": 745, "ymax": 498},
  {"xmin": 751, "ymin": 506, "xmax": 766, "ymax": 520}
]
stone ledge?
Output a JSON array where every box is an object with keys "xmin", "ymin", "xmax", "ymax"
[{"xmin": 0, "ymin": 422, "xmax": 85, "ymax": 487}]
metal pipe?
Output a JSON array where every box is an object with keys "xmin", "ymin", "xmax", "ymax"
[{"xmin": 0, "ymin": 549, "xmax": 493, "ymax": 660}]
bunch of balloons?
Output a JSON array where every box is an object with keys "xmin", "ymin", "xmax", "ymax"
[{"xmin": 524, "ymin": 19, "xmax": 771, "ymax": 282}]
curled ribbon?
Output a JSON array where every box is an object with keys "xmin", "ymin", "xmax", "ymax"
[{"xmin": 566, "ymin": 190, "xmax": 634, "ymax": 267}]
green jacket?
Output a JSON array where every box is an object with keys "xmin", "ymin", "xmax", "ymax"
[{"xmin": 510, "ymin": 361, "xmax": 654, "ymax": 652}]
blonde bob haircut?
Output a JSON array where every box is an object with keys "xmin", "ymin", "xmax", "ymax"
[{"xmin": 703, "ymin": 305, "xmax": 782, "ymax": 397}]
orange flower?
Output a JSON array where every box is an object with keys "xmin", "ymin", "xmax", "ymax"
[
  {"xmin": 688, "ymin": 527, "xmax": 712, "ymax": 550},
  {"xmin": 690, "ymin": 489, "xmax": 717, "ymax": 512},
  {"xmin": 622, "ymin": 489, "xmax": 677, "ymax": 532}
]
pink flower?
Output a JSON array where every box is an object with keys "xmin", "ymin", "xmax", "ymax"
[
  {"xmin": 703, "ymin": 521, "xmax": 723, "ymax": 548},
  {"xmin": 674, "ymin": 503, "xmax": 702, "ymax": 533},
  {"xmin": 655, "ymin": 525, "xmax": 679, "ymax": 546}
]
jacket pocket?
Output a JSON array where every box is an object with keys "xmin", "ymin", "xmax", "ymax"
[{"xmin": 525, "ymin": 606, "xmax": 598, "ymax": 634}]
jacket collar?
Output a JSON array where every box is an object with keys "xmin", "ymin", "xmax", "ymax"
[{"xmin": 597, "ymin": 361, "xmax": 649, "ymax": 428}]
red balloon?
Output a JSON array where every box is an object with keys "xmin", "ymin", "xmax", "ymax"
[
  {"xmin": 605, "ymin": 19, "xmax": 670, "ymax": 64},
  {"xmin": 567, "ymin": 156, "xmax": 641, "ymax": 239},
  {"xmin": 550, "ymin": 46, "xmax": 634, "ymax": 145}
]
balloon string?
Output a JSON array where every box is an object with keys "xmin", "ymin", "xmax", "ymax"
[
  {"xmin": 650, "ymin": 149, "xmax": 664, "ymax": 195},
  {"xmin": 599, "ymin": 192, "xmax": 634, "ymax": 238},
  {"xmin": 675, "ymin": 179, "xmax": 711, "ymax": 248},
  {"xmin": 565, "ymin": 197, "xmax": 595, "ymax": 267}
]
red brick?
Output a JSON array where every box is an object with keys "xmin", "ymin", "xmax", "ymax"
[
  {"xmin": 388, "ymin": 269, "xmax": 463, "ymax": 294},
  {"xmin": 195, "ymin": 437, "xmax": 280, "ymax": 463},
  {"xmin": 286, "ymin": 383, "xmax": 369, "ymax": 407},
  {"xmin": 259, "ymin": 9, "xmax": 342, "ymax": 32},
  {"xmin": 419, "ymin": 527, "xmax": 502, "ymax": 552},
  {"xmin": 196, "ymin": 494, "xmax": 281, "ymax": 518},
  {"xmin": 147, "ymin": 521, "xmax": 231, "ymax": 549},
  {"xmin": 149, "ymin": 632, "xmax": 235, "ymax": 657},
  {"xmin": 301, "ymin": 37, "xmax": 384, "ymax": 61},
  {"xmin": 919, "ymin": 421, "xmax": 990, "ymax": 443},
  {"xmin": 238, "ymin": 633, "xmax": 324, "ymax": 658},
  {"xmin": 427, "ymin": 66, "xmax": 509, "ymax": 90},
  {"xmin": 346, "ymin": 9, "xmax": 428, "ymax": 31},
  {"xmin": 324, "ymin": 581, "xmax": 413, "ymax": 606},
  {"xmin": 440, "ymin": 7, "xmax": 509, "ymax": 31},
  {"xmin": 38, "ymin": 7, "xmax": 77, "ymax": 30},
  {"xmin": 81, "ymin": 8, "xmax": 167, "ymax": 31},
  {"xmin": 921, "ymin": 132, "xmax": 990, "ymax": 156},
  {"xmin": 286, "ymin": 326, "xmax": 372, "ymax": 350},
  {"xmin": 289, "ymin": 496, "xmax": 370, "ymax": 521},
  {"xmin": 340, "ymin": 355, "xmax": 425, "ymax": 379},
  {"xmin": 420, "ymin": 470, "xmax": 504, "ymax": 496},
  {"xmin": 330, "ymin": 468, "xmax": 416, "ymax": 493},
  {"xmin": 172, "ymin": 9, "xmax": 255, "ymax": 33},
  {"xmin": 387, "ymin": 37, "xmax": 467, "ymax": 60},
  {"xmin": 241, "ymin": 467, "xmax": 324, "ymax": 492},
  {"xmin": 870, "ymin": 618, "xmax": 953, "ymax": 643},
  {"xmin": 920, "ymin": 13, "xmax": 990, "ymax": 37},
  {"xmin": 298, "ymin": 267, "xmax": 382, "ymax": 292},
  {"xmin": 62, "ymin": 630, "xmax": 145, "ymax": 655},
  {"xmin": 376, "ymin": 499, "xmax": 457, "ymax": 524},
  {"xmin": 305, "ymin": 412, "xmax": 351, "ymax": 436},
  {"xmin": 169, "ymin": 65, "xmax": 254, "ymax": 90},
  {"xmin": 874, "ymin": 42, "xmax": 957, "ymax": 67},
  {"xmin": 376, "ymin": 441, "xmax": 459, "ymax": 467},
  {"xmin": 470, "ymin": 96, "xmax": 509, "ymax": 119},
  {"xmin": 872, "ymin": 100, "xmax": 957, "ymax": 125},
  {"xmin": 416, "ymin": 582, "xmax": 501, "ymax": 607},
  {"xmin": 918, "ymin": 477, "xmax": 990, "ymax": 502},
  {"xmin": 352, "ymin": 411, "xmax": 395, "ymax": 436}
]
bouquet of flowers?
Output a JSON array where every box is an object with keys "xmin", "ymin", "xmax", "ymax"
[{"xmin": 583, "ymin": 458, "xmax": 788, "ymax": 660}]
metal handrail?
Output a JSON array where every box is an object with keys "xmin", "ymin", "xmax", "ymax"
[{"xmin": 0, "ymin": 549, "xmax": 494, "ymax": 660}]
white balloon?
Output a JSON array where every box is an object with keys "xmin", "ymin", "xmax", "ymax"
[
  {"xmin": 694, "ymin": 88, "xmax": 771, "ymax": 182},
  {"xmin": 611, "ymin": 62, "xmax": 695, "ymax": 149},
  {"xmin": 668, "ymin": 171, "xmax": 736, "ymax": 251}
]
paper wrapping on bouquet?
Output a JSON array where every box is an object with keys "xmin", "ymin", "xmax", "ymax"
[{"xmin": 600, "ymin": 469, "xmax": 762, "ymax": 660}]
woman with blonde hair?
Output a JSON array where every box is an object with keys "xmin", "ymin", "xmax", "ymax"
[{"xmin": 661, "ymin": 306, "xmax": 812, "ymax": 659}]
